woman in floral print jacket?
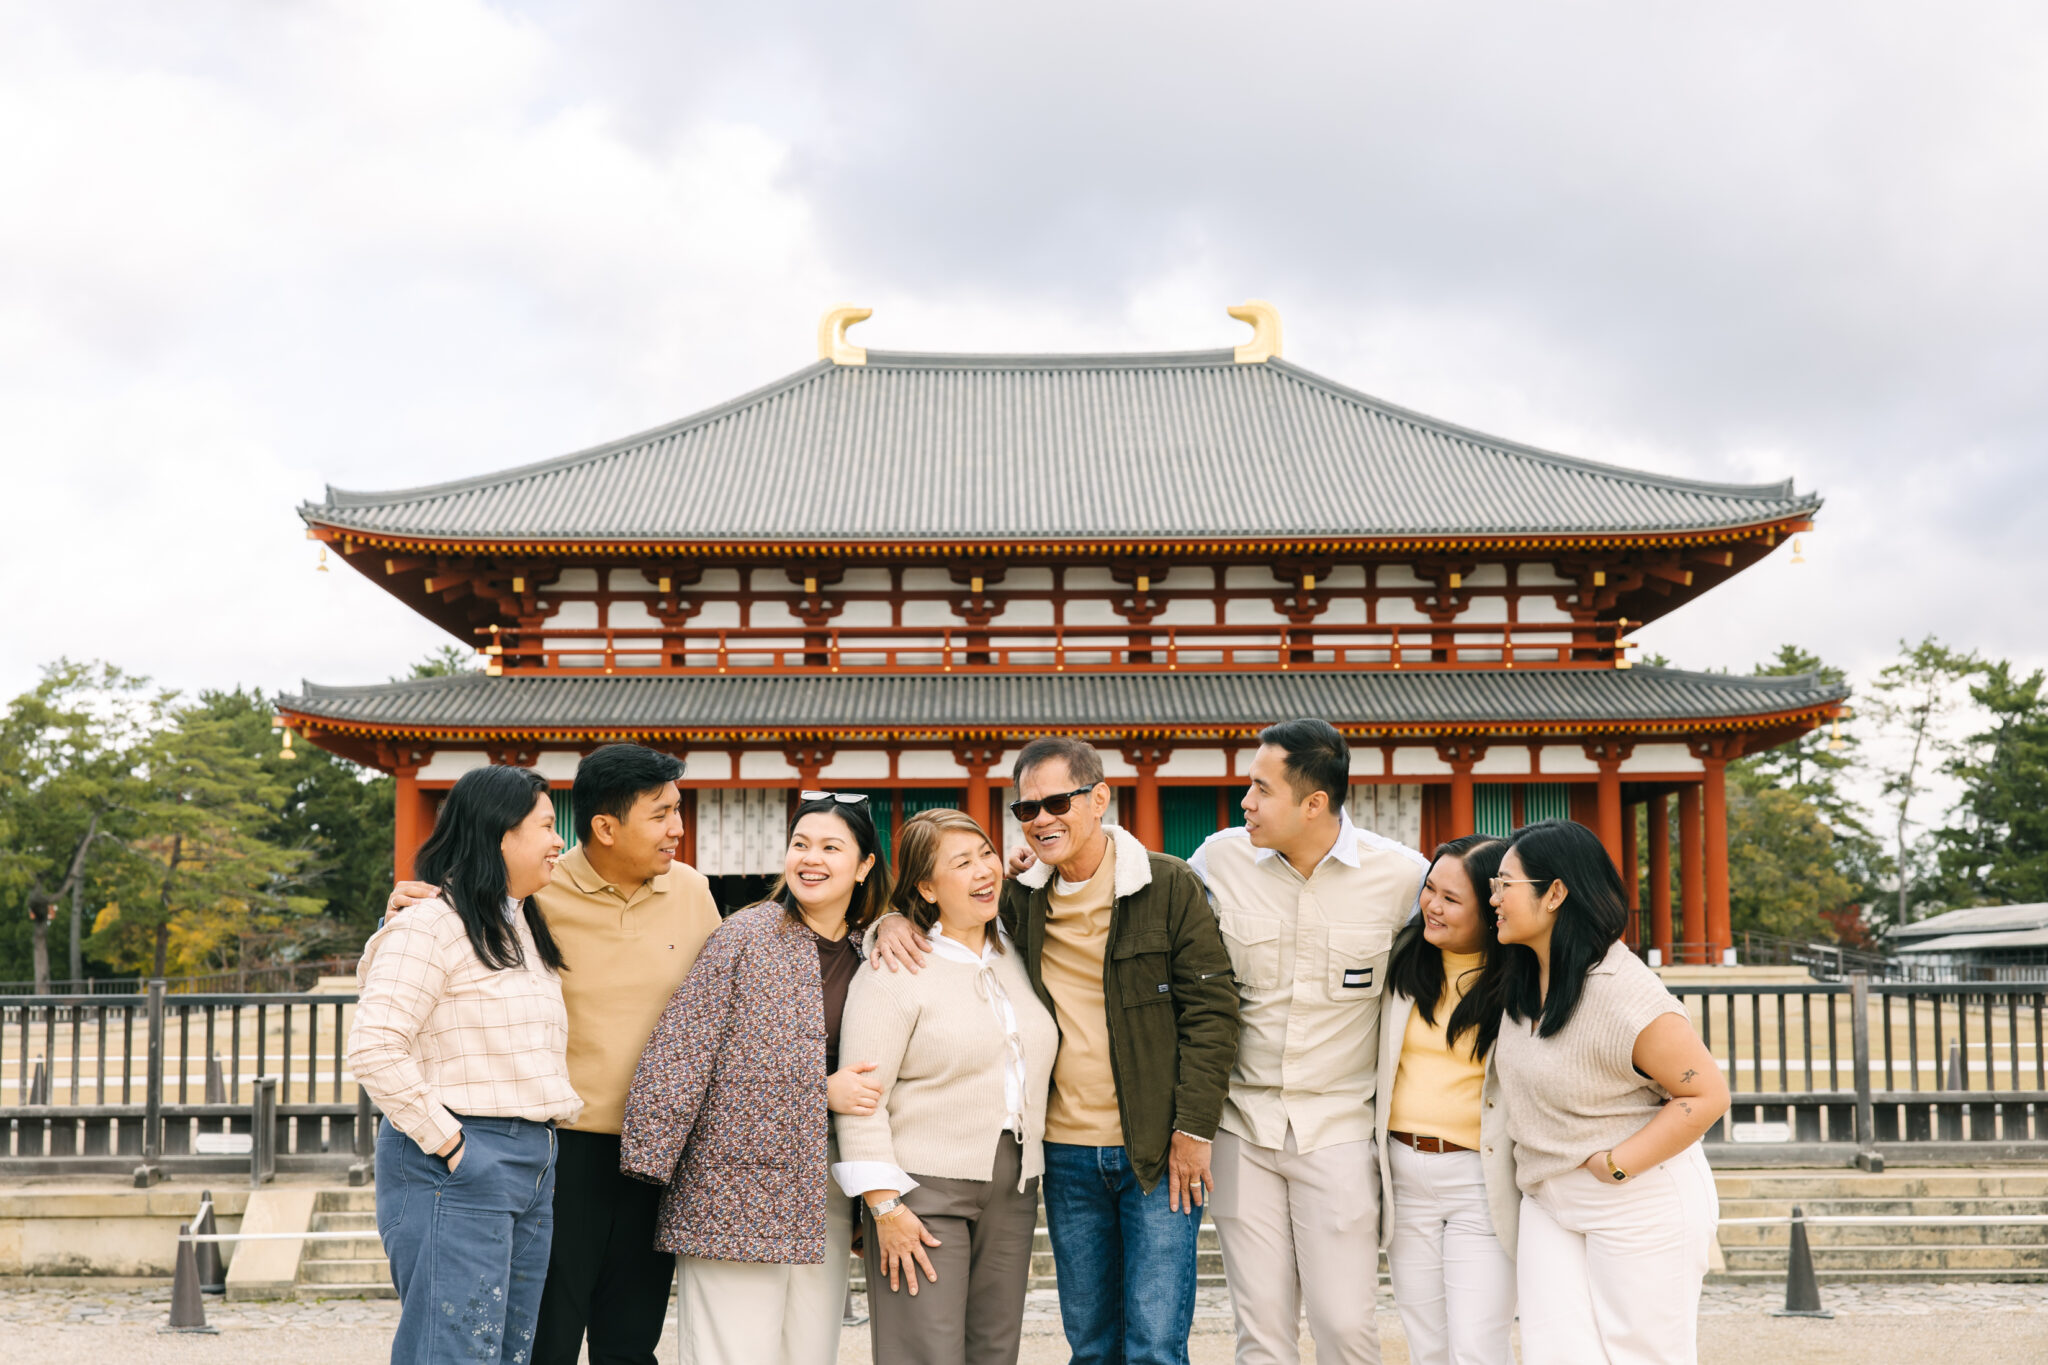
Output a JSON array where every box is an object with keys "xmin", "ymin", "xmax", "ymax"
[{"xmin": 620, "ymin": 792, "xmax": 892, "ymax": 1365}]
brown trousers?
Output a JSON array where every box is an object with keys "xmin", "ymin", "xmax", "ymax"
[{"xmin": 863, "ymin": 1132, "xmax": 1038, "ymax": 1365}]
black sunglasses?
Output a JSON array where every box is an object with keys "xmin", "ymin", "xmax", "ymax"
[
  {"xmin": 1009, "ymin": 785, "xmax": 1101, "ymax": 823},
  {"xmin": 799, "ymin": 791, "xmax": 870, "ymax": 805}
]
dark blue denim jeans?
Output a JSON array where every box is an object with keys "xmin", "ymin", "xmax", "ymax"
[
  {"xmin": 375, "ymin": 1115, "xmax": 558, "ymax": 1364},
  {"xmin": 1042, "ymin": 1142, "xmax": 1200, "ymax": 1365}
]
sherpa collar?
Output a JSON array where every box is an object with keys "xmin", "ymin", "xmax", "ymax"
[{"xmin": 1015, "ymin": 823, "xmax": 1154, "ymax": 899}]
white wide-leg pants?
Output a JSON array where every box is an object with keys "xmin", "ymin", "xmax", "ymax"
[
  {"xmin": 1516, "ymin": 1143, "xmax": 1718, "ymax": 1365},
  {"xmin": 1385, "ymin": 1139, "xmax": 1516, "ymax": 1365}
]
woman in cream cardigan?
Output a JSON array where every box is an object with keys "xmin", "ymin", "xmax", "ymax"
[
  {"xmin": 833, "ymin": 808, "xmax": 1060, "ymax": 1365},
  {"xmin": 1374, "ymin": 834, "xmax": 1519, "ymax": 1365}
]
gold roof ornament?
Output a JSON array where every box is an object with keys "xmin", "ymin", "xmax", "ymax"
[
  {"xmin": 1227, "ymin": 300, "xmax": 1282, "ymax": 363},
  {"xmin": 1790, "ymin": 535, "xmax": 1807, "ymax": 564},
  {"xmin": 818, "ymin": 304, "xmax": 872, "ymax": 365}
]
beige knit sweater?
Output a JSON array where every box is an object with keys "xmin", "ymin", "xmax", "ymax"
[
  {"xmin": 834, "ymin": 934, "xmax": 1060, "ymax": 1191},
  {"xmin": 1493, "ymin": 940, "xmax": 1690, "ymax": 1192}
]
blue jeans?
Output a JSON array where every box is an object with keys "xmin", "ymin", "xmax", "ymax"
[
  {"xmin": 1042, "ymin": 1142, "xmax": 1200, "ymax": 1365},
  {"xmin": 376, "ymin": 1115, "xmax": 558, "ymax": 1364}
]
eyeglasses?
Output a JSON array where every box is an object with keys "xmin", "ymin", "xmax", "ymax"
[
  {"xmin": 799, "ymin": 791, "xmax": 870, "ymax": 805},
  {"xmin": 1008, "ymin": 785, "xmax": 1100, "ymax": 822},
  {"xmin": 1488, "ymin": 876, "xmax": 1547, "ymax": 895}
]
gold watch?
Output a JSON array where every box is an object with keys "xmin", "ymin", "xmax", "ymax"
[{"xmin": 1602, "ymin": 1150, "xmax": 1629, "ymax": 1183}]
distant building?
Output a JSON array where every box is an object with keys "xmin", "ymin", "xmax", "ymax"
[
  {"xmin": 278, "ymin": 303, "xmax": 1846, "ymax": 959},
  {"xmin": 1890, "ymin": 904, "xmax": 2048, "ymax": 981}
]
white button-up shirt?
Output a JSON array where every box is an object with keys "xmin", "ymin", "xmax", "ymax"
[{"xmin": 1188, "ymin": 811, "xmax": 1428, "ymax": 1154}]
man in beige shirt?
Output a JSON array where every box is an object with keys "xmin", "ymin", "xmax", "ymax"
[
  {"xmin": 1188, "ymin": 720, "xmax": 1428, "ymax": 1365},
  {"xmin": 387, "ymin": 743, "xmax": 719, "ymax": 1365}
]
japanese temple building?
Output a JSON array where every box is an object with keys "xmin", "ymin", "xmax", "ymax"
[{"xmin": 279, "ymin": 303, "xmax": 1846, "ymax": 964}]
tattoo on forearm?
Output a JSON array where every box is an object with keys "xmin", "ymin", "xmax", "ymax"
[
  {"xmin": 1680, "ymin": 1068, "xmax": 1697, "ymax": 1084},
  {"xmin": 1678, "ymin": 1100, "xmax": 1694, "ymax": 1116}
]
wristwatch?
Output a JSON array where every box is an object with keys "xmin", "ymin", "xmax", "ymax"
[
  {"xmin": 1602, "ymin": 1150, "xmax": 1629, "ymax": 1183},
  {"xmin": 868, "ymin": 1195, "xmax": 908, "ymax": 1220}
]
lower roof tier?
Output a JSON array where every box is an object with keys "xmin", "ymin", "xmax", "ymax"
[{"xmin": 278, "ymin": 666, "xmax": 1845, "ymax": 757}]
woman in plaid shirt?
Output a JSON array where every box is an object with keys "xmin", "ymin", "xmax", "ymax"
[{"xmin": 349, "ymin": 764, "xmax": 582, "ymax": 1365}]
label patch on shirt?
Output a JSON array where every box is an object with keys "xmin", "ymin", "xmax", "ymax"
[
  {"xmin": 1342, "ymin": 966, "xmax": 1375, "ymax": 989},
  {"xmin": 1157, "ymin": 983, "xmax": 1171, "ymax": 994}
]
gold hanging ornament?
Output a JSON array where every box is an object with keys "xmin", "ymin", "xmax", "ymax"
[
  {"xmin": 316, "ymin": 546, "xmax": 330, "ymax": 573},
  {"xmin": 1828, "ymin": 717, "xmax": 1844, "ymax": 751},
  {"xmin": 1789, "ymin": 536, "xmax": 1807, "ymax": 565}
]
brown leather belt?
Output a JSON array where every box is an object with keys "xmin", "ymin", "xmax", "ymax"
[{"xmin": 1389, "ymin": 1130, "xmax": 1474, "ymax": 1154}]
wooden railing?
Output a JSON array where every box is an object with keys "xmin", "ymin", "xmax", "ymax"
[{"xmin": 475, "ymin": 620, "xmax": 1627, "ymax": 674}]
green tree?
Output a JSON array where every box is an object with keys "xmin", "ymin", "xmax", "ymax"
[
  {"xmin": 1866, "ymin": 637, "xmax": 1982, "ymax": 926},
  {"xmin": 1934, "ymin": 661, "xmax": 2048, "ymax": 906},
  {"xmin": 1727, "ymin": 784, "xmax": 1861, "ymax": 939},
  {"xmin": 401, "ymin": 645, "xmax": 480, "ymax": 680},
  {"xmin": 89, "ymin": 691, "xmax": 323, "ymax": 978},
  {"xmin": 0, "ymin": 662, "xmax": 158, "ymax": 989}
]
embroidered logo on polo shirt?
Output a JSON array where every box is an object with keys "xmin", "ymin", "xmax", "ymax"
[{"xmin": 1342, "ymin": 967, "xmax": 1374, "ymax": 989}]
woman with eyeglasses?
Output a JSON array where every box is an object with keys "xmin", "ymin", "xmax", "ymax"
[
  {"xmin": 1373, "ymin": 834, "xmax": 1520, "ymax": 1365},
  {"xmin": 620, "ymin": 791, "xmax": 892, "ymax": 1365},
  {"xmin": 1488, "ymin": 819, "xmax": 1729, "ymax": 1365},
  {"xmin": 833, "ymin": 808, "xmax": 1060, "ymax": 1365}
]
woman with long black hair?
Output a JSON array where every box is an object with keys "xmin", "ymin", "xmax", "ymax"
[
  {"xmin": 1490, "ymin": 818, "xmax": 1730, "ymax": 1365},
  {"xmin": 1373, "ymin": 834, "xmax": 1519, "ymax": 1365},
  {"xmin": 349, "ymin": 763, "xmax": 579, "ymax": 1365},
  {"xmin": 620, "ymin": 792, "xmax": 894, "ymax": 1365}
]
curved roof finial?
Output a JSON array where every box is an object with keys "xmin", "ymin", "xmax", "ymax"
[
  {"xmin": 818, "ymin": 304, "xmax": 873, "ymax": 365},
  {"xmin": 1227, "ymin": 300, "xmax": 1282, "ymax": 363}
]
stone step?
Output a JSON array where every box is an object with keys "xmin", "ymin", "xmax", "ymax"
[
  {"xmin": 300, "ymin": 1256, "xmax": 400, "ymax": 1285},
  {"xmin": 1721, "ymin": 1244, "xmax": 2048, "ymax": 1272},
  {"xmin": 302, "ymin": 1234, "xmax": 388, "ymax": 1260},
  {"xmin": 1712, "ymin": 1267, "xmax": 2048, "ymax": 1285},
  {"xmin": 294, "ymin": 1281, "xmax": 399, "ymax": 1301},
  {"xmin": 1718, "ymin": 1222, "xmax": 2048, "ymax": 1248},
  {"xmin": 310, "ymin": 1211, "xmax": 379, "ymax": 1233},
  {"xmin": 1711, "ymin": 1172, "xmax": 2048, "ymax": 1200},
  {"xmin": 1717, "ymin": 1197, "xmax": 2048, "ymax": 1218},
  {"xmin": 313, "ymin": 1188, "xmax": 379, "ymax": 1214}
]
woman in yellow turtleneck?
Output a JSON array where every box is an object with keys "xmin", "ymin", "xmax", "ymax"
[{"xmin": 1373, "ymin": 835, "xmax": 1519, "ymax": 1365}]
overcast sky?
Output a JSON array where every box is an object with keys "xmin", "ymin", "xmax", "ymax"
[{"xmin": 5, "ymin": 2, "xmax": 2044, "ymax": 746}]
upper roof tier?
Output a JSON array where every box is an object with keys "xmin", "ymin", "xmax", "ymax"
[{"xmin": 302, "ymin": 349, "xmax": 1819, "ymax": 546}]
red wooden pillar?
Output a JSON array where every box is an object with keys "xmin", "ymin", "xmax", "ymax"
[
  {"xmin": 1583, "ymin": 739, "xmax": 1632, "ymax": 872},
  {"xmin": 1438, "ymin": 740, "xmax": 1484, "ymax": 837},
  {"xmin": 393, "ymin": 768, "xmax": 430, "ymax": 882},
  {"xmin": 1648, "ymin": 792, "xmax": 1673, "ymax": 965},
  {"xmin": 1621, "ymin": 800, "xmax": 1641, "ymax": 950},
  {"xmin": 680, "ymin": 787, "xmax": 698, "ymax": 868},
  {"xmin": 1121, "ymin": 743, "xmax": 1170, "ymax": 852},
  {"xmin": 1678, "ymin": 782, "xmax": 1705, "ymax": 964},
  {"xmin": 1703, "ymin": 757, "xmax": 1731, "ymax": 963}
]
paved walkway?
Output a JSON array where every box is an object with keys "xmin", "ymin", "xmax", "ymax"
[{"xmin": 3, "ymin": 1282, "xmax": 2045, "ymax": 1362}]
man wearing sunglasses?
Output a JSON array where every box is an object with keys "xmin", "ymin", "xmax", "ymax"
[{"xmin": 871, "ymin": 736, "xmax": 1240, "ymax": 1365}]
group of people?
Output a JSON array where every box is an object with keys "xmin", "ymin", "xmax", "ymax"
[{"xmin": 347, "ymin": 720, "xmax": 1731, "ymax": 1365}]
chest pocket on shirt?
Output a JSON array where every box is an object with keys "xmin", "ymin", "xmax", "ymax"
[
  {"xmin": 1325, "ymin": 927, "xmax": 1392, "ymax": 1003},
  {"xmin": 1218, "ymin": 913, "xmax": 1282, "ymax": 993},
  {"xmin": 1111, "ymin": 929, "xmax": 1173, "ymax": 1007}
]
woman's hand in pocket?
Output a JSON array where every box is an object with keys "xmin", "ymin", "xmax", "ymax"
[
  {"xmin": 437, "ymin": 1132, "xmax": 466, "ymax": 1173},
  {"xmin": 874, "ymin": 1207, "xmax": 941, "ymax": 1295},
  {"xmin": 827, "ymin": 1061, "xmax": 882, "ymax": 1116}
]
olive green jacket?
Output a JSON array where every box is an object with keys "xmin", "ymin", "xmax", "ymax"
[{"xmin": 1002, "ymin": 825, "xmax": 1241, "ymax": 1193}]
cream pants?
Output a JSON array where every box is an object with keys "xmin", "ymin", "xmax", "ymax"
[
  {"xmin": 1516, "ymin": 1144, "xmax": 1718, "ymax": 1365},
  {"xmin": 674, "ymin": 1173, "xmax": 853, "ymax": 1365},
  {"xmin": 1385, "ymin": 1140, "xmax": 1516, "ymax": 1365},
  {"xmin": 1210, "ymin": 1129, "xmax": 1381, "ymax": 1365}
]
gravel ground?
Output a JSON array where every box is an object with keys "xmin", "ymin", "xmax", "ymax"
[{"xmin": 3, "ymin": 1281, "xmax": 2044, "ymax": 1362}]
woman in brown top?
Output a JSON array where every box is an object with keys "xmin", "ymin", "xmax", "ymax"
[{"xmin": 621, "ymin": 792, "xmax": 892, "ymax": 1365}]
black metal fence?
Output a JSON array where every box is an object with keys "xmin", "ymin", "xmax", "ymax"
[
  {"xmin": 1, "ymin": 983, "xmax": 371, "ymax": 1182},
  {"xmin": 5, "ymin": 977, "xmax": 2044, "ymax": 1180},
  {"xmin": 1675, "ymin": 977, "xmax": 2048, "ymax": 1168}
]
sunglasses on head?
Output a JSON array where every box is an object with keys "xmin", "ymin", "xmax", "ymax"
[
  {"xmin": 799, "ymin": 790, "xmax": 870, "ymax": 806},
  {"xmin": 1008, "ymin": 785, "xmax": 1100, "ymax": 823}
]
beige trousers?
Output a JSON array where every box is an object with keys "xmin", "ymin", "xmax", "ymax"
[
  {"xmin": 675, "ymin": 1164, "xmax": 854, "ymax": 1365},
  {"xmin": 1210, "ymin": 1129, "xmax": 1381, "ymax": 1365}
]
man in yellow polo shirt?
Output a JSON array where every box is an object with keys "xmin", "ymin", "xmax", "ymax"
[{"xmin": 385, "ymin": 743, "xmax": 720, "ymax": 1365}]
